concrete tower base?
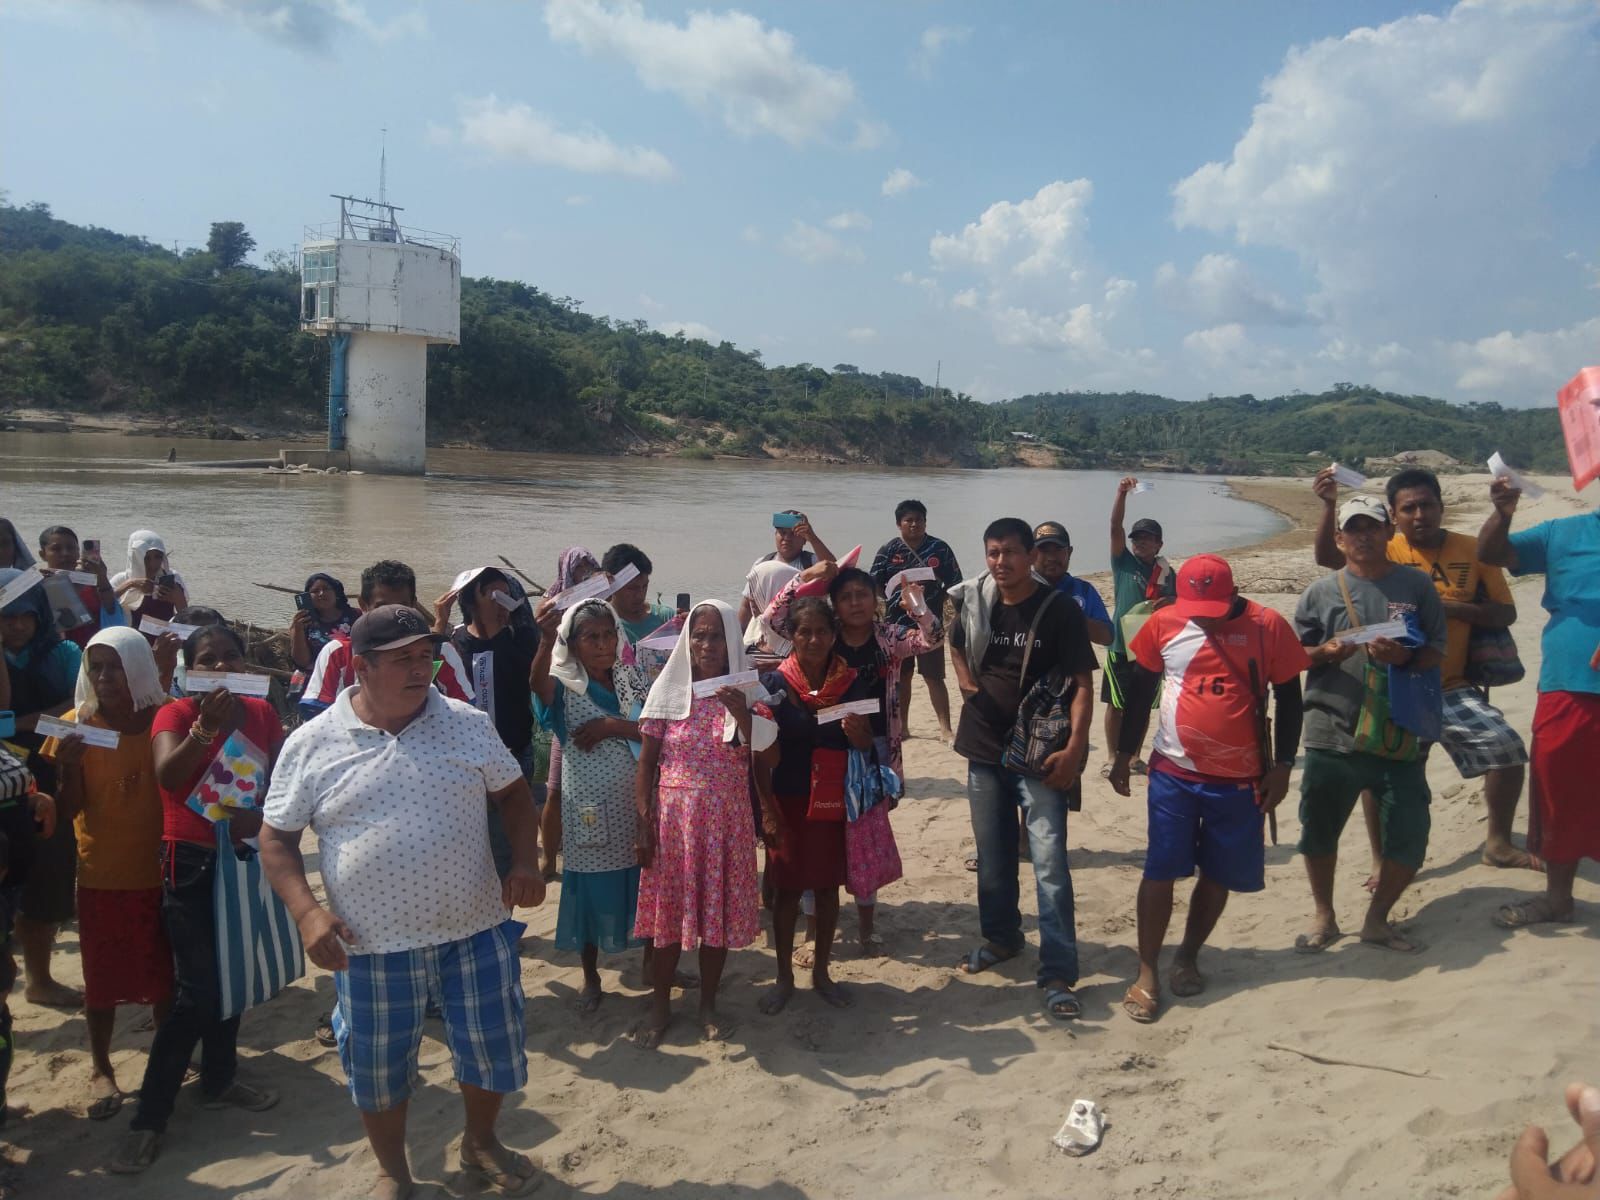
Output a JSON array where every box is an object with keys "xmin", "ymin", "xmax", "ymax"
[{"xmin": 345, "ymin": 333, "xmax": 428, "ymax": 474}]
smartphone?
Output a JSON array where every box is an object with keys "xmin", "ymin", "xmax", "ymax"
[
  {"xmin": 293, "ymin": 592, "xmax": 312, "ymax": 611},
  {"xmin": 772, "ymin": 512, "xmax": 801, "ymax": 529},
  {"xmin": 82, "ymin": 539, "xmax": 101, "ymax": 562},
  {"xmin": 675, "ymin": 592, "xmax": 691, "ymax": 613},
  {"xmin": 157, "ymin": 573, "xmax": 177, "ymax": 589}
]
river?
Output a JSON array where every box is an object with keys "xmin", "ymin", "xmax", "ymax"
[{"xmin": 0, "ymin": 430, "xmax": 1285, "ymax": 626}]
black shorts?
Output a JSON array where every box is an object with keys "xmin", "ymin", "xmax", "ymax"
[
  {"xmin": 1101, "ymin": 651, "xmax": 1141, "ymax": 710},
  {"xmin": 0, "ymin": 802, "xmax": 36, "ymax": 947},
  {"xmin": 18, "ymin": 819, "xmax": 75, "ymax": 926},
  {"xmin": 899, "ymin": 645, "xmax": 947, "ymax": 682}
]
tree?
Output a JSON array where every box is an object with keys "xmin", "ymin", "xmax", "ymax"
[{"xmin": 207, "ymin": 221, "xmax": 255, "ymax": 270}]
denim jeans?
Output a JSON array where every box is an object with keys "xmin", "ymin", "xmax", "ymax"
[
  {"xmin": 967, "ymin": 762, "xmax": 1079, "ymax": 988},
  {"xmin": 130, "ymin": 841, "xmax": 240, "ymax": 1133}
]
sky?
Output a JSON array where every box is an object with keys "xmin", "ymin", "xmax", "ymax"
[{"xmin": 2, "ymin": 0, "xmax": 1598, "ymax": 407}]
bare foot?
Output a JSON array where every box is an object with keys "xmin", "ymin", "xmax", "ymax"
[
  {"xmin": 759, "ymin": 978, "xmax": 795, "ymax": 1015},
  {"xmin": 578, "ymin": 981, "xmax": 603, "ymax": 1015},
  {"xmin": 698, "ymin": 1005, "xmax": 736, "ymax": 1042},
  {"xmin": 1362, "ymin": 872, "xmax": 1380, "ymax": 894},
  {"xmin": 813, "ymin": 974, "xmax": 852, "ymax": 1009},
  {"xmin": 24, "ymin": 980, "xmax": 83, "ymax": 1009},
  {"xmin": 1482, "ymin": 845, "xmax": 1545, "ymax": 872},
  {"xmin": 1359, "ymin": 923, "xmax": 1422, "ymax": 953},
  {"xmin": 630, "ymin": 1015, "xmax": 671, "ymax": 1049},
  {"xmin": 369, "ymin": 1173, "xmax": 414, "ymax": 1200},
  {"xmin": 1294, "ymin": 920, "xmax": 1342, "ymax": 954}
]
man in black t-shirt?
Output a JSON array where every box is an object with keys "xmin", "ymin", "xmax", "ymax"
[{"xmin": 948, "ymin": 518, "xmax": 1095, "ymax": 1021}]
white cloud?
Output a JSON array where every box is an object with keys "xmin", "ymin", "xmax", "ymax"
[
  {"xmin": 133, "ymin": 0, "xmax": 425, "ymax": 49},
  {"xmin": 780, "ymin": 221, "xmax": 864, "ymax": 265},
  {"xmin": 897, "ymin": 270, "xmax": 939, "ymax": 292},
  {"xmin": 825, "ymin": 210, "xmax": 871, "ymax": 232},
  {"xmin": 658, "ymin": 320, "xmax": 718, "ymax": 341},
  {"xmin": 544, "ymin": 0, "xmax": 866, "ymax": 146},
  {"xmin": 565, "ymin": 194, "xmax": 592, "ymax": 206},
  {"xmin": 911, "ymin": 24, "xmax": 970, "ymax": 79},
  {"xmin": 951, "ymin": 288, "xmax": 979, "ymax": 310},
  {"xmin": 445, "ymin": 95, "xmax": 674, "ymax": 180},
  {"xmin": 851, "ymin": 120, "xmax": 890, "ymax": 151},
  {"xmin": 846, "ymin": 326, "xmax": 878, "ymax": 343},
  {"xmin": 636, "ymin": 293, "xmax": 664, "ymax": 313},
  {"xmin": 1171, "ymin": 0, "xmax": 1600, "ymax": 346},
  {"xmin": 1446, "ymin": 317, "xmax": 1600, "ymax": 394},
  {"xmin": 740, "ymin": 225, "xmax": 763, "ymax": 244},
  {"xmin": 881, "ymin": 167, "xmax": 924, "ymax": 197},
  {"xmin": 930, "ymin": 179, "xmax": 1092, "ymax": 277},
  {"xmin": 1182, "ymin": 323, "xmax": 1251, "ymax": 366},
  {"xmin": 1154, "ymin": 253, "xmax": 1305, "ymax": 326}
]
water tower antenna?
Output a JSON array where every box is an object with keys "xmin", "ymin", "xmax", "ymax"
[{"xmin": 379, "ymin": 127, "xmax": 388, "ymax": 206}]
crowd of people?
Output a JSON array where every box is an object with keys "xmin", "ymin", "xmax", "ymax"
[{"xmin": 0, "ymin": 467, "xmax": 1594, "ymax": 1197}]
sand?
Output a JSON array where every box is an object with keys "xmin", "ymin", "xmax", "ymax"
[{"xmin": 9, "ymin": 472, "xmax": 1598, "ymax": 1199}]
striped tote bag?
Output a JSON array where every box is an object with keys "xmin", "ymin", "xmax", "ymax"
[{"xmin": 212, "ymin": 819, "xmax": 305, "ymax": 1021}]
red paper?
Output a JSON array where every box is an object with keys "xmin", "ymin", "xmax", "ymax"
[
  {"xmin": 795, "ymin": 545, "xmax": 865, "ymax": 597},
  {"xmin": 1558, "ymin": 367, "xmax": 1600, "ymax": 491}
]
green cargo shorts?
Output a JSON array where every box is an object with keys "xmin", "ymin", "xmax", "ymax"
[{"xmin": 1297, "ymin": 748, "xmax": 1431, "ymax": 869}]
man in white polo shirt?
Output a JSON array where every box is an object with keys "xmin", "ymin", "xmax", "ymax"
[{"xmin": 260, "ymin": 605, "xmax": 545, "ymax": 1200}]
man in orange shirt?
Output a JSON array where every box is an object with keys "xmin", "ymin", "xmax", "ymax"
[{"xmin": 1313, "ymin": 468, "xmax": 1534, "ymax": 877}]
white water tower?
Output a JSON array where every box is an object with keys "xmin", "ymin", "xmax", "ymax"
[{"xmin": 300, "ymin": 195, "xmax": 460, "ymax": 474}]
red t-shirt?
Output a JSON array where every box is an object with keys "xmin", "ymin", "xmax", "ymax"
[
  {"xmin": 1128, "ymin": 600, "xmax": 1309, "ymax": 780},
  {"xmin": 150, "ymin": 696, "xmax": 286, "ymax": 846}
]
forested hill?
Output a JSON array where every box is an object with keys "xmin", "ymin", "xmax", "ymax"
[{"xmin": 0, "ymin": 201, "xmax": 1564, "ymax": 473}]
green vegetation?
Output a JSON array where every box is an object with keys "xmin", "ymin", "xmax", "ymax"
[{"xmin": 0, "ymin": 201, "xmax": 1565, "ymax": 473}]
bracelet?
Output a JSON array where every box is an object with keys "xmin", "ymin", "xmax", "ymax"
[{"xmin": 189, "ymin": 725, "xmax": 218, "ymax": 745}]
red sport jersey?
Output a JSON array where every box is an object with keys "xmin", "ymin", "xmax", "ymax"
[{"xmin": 1128, "ymin": 600, "xmax": 1309, "ymax": 780}]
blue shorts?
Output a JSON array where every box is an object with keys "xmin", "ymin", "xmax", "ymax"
[
  {"xmin": 1144, "ymin": 769, "xmax": 1264, "ymax": 893},
  {"xmin": 333, "ymin": 919, "xmax": 528, "ymax": 1113}
]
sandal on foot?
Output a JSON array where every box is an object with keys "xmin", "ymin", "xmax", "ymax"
[
  {"xmin": 858, "ymin": 933, "xmax": 886, "ymax": 958},
  {"xmin": 460, "ymin": 1145, "xmax": 542, "ymax": 1196},
  {"xmin": 1121, "ymin": 984, "xmax": 1159, "ymax": 1024},
  {"xmin": 958, "ymin": 943, "xmax": 1017, "ymax": 975},
  {"xmin": 1169, "ymin": 963, "xmax": 1204, "ymax": 998},
  {"xmin": 1493, "ymin": 898, "xmax": 1573, "ymax": 929},
  {"xmin": 1043, "ymin": 984, "xmax": 1081, "ymax": 1021},
  {"xmin": 87, "ymin": 1090, "xmax": 125, "ymax": 1121},
  {"xmin": 109, "ymin": 1130, "xmax": 162, "ymax": 1175},
  {"xmin": 314, "ymin": 1012, "xmax": 337, "ymax": 1048},
  {"xmin": 1360, "ymin": 927, "xmax": 1423, "ymax": 953},
  {"xmin": 962, "ymin": 855, "xmax": 979, "ymax": 872},
  {"xmin": 1294, "ymin": 929, "xmax": 1340, "ymax": 954},
  {"xmin": 791, "ymin": 943, "xmax": 816, "ymax": 970},
  {"xmin": 202, "ymin": 1080, "xmax": 280, "ymax": 1111}
]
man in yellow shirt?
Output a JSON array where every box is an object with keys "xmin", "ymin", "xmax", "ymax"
[{"xmin": 1314, "ymin": 467, "xmax": 1535, "ymax": 874}]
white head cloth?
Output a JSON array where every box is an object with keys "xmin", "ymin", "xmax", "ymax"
[
  {"xmin": 125, "ymin": 530, "xmax": 168, "ymax": 581},
  {"xmin": 742, "ymin": 560, "xmax": 799, "ymax": 655},
  {"xmin": 74, "ymin": 626, "xmax": 168, "ymax": 717},
  {"xmin": 639, "ymin": 599, "xmax": 775, "ymax": 750},
  {"xmin": 550, "ymin": 599, "xmax": 615, "ymax": 696}
]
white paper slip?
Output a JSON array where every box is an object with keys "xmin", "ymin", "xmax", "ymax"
[
  {"xmin": 63, "ymin": 570, "xmax": 99, "ymax": 586},
  {"xmin": 1341, "ymin": 619, "xmax": 1410, "ymax": 646},
  {"xmin": 692, "ymin": 670, "xmax": 760, "ymax": 698},
  {"xmin": 0, "ymin": 566, "xmax": 44, "ymax": 609},
  {"xmin": 1330, "ymin": 462, "xmax": 1368, "ymax": 488},
  {"xmin": 815, "ymin": 698, "xmax": 881, "ymax": 724},
  {"xmin": 139, "ymin": 616, "xmax": 201, "ymax": 639},
  {"xmin": 491, "ymin": 590, "xmax": 524, "ymax": 612},
  {"xmin": 1132, "ymin": 481, "xmax": 1155, "ymax": 494},
  {"xmin": 185, "ymin": 671, "xmax": 272, "ymax": 697},
  {"xmin": 553, "ymin": 573, "xmax": 613, "ymax": 610},
  {"xmin": 638, "ymin": 630, "xmax": 682, "ymax": 652},
  {"xmin": 1487, "ymin": 452, "xmax": 1545, "ymax": 500},
  {"xmin": 600, "ymin": 563, "xmax": 640, "ymax": 598},
  {"xmin": 35, "ymin": 715, "xmax": 121, "ymax": 749},
  {"xmin": 885, "ymin": 566, "xmax": 937, "ymax": 595}
]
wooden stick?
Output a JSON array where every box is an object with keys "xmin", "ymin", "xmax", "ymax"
[
  {"xmin": 1267, "ymin": 1042, "xmax": 1433, "ymax": 1079},
  {"xmin": 251, "ymin": 581, "xmax": 301, "ymax": 595},
  {"xmin": 496, "ymin": 556, "xmax": 547, "ymax": 596}
]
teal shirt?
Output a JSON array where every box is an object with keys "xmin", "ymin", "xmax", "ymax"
[
  {"xmin": 1508, "ymin": 511, "xmax": 1600, "ymax": 695},
  {"xmin": 1109, "ymin": 549, "xmax": 1175, "ymax": 656},
  {"xmin": 618, "ymin": 603, "xmax": 674, "ymax": 646}
]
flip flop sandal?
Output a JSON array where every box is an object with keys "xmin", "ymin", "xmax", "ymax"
[
  {"xmin": 963, "ymin": 855, "xmax": 979, "ymax": 872},
  {"xmin": 202, "ymin": 1080, "xmax": 280, "ymax": 1112},
  {"xmin": 1121, "ymin": 985, "xmax": 1159, "ymax": 1024},
  {"xmin": 1493, "ymin": 898, "xmax": 1573, "ymax": 929},
  {"xmin": 314, "ymin": 1012, "xmax": 337, "ymax": 1048},
  {"xmin": 1294, "ymin": 930, "xmax": 1339, "ymax": 954},
  {"xmin": 1052, "ymin": 1099, "xmax": 1107, "ymax": 1156},
  {"xmin": 792, "ymin": 944, "xmax": 816, "ymax": 970},
  {"xmin": 87, "ymin": 1091, "xmax": 125, "ymax": 1121},
  {"xmin": 1043, "ymin": 985, "xmax": 1081, "ymax": 1020},
  {"xmin": 1168, "ymin": 964, "xmax": 1205, "ymax": 997},
  {"xmin": 108, "ymin": 1130, "xmax": 162, "ymax": 1175},
  {"xmin": 958, "ymin": 943, "xmax": 1016, "ymax": 974},
  {"xmin": 459, "ymin": 1147, "xmax": 542, "ymax": 1196}
]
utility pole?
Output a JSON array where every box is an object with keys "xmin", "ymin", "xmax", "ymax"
[{"xmin": 934, "ymin": 359, "xmax": 942, "ymax": 402}]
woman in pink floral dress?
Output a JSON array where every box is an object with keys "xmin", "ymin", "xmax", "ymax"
[{"xmin": 633, "ymin": 600, "xmax": 776, "ymax": 1047}]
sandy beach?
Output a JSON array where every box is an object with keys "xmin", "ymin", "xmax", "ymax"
[{"xmin": 9, "ymin": 472, "xmax": 1597, "ymax": 1199}]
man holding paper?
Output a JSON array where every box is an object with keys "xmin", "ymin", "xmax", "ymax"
[
  {"xmin": 1293, "ymin": 496, "xmax": 1445, "ymax": 954},
  {"xmin": 1313, "ymin": 467, "xmax": 1535, "ymax": 876},
  {"xmin": 1477, "ymin": 475, "xmax": 1600, "ymax": 930},
  {"xmin": 870, "ymin": 500, "xmax": 962, "ymax": 742}
]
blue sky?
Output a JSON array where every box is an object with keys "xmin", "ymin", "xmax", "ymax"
[{"xmin": 4, "ymin": 0, "xmax": 1597, "ymax": 406}]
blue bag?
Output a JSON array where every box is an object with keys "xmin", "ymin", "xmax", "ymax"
[
  {"xmin": 1386, "ymin": 612, "xmax": 1443, "ymax": 743},
  {"xmin": 844, "ymin": 738, "xmax": 902, "ymax": 823},
  {"xmin": 213, "ymin": 818, "xmax": 305, "ymax": 1021}
]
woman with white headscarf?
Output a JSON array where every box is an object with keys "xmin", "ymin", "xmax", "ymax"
[
  {"xmin": 110, "ymin": 530, "xmax": 188, "ymax": 623},
  {"xmin": 630, "ymin": 600, "xmax": 777, "ymax": 1047},
  {"xmin": 41, "ymin": 627, "xmax": 173, "ymax": 1120},
  {"xmin": 530, "ymin": 597, "xmax": 651, "ymax": 1014},
  {"xmin": 741, "ymin": 560, "xmax": 799, "ymax": 660}
]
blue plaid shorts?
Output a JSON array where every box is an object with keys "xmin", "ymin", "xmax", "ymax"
[{"xmin": 333, "ymin": 919, "xmax": 527, "ymax": 1112}]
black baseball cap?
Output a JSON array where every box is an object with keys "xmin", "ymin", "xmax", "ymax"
[
  {"xmin": 1129, "ymin": 518, "xmax": 1164, "ymax": 540},
  {"xmin": 350, "ymin": 604, "xmax": 446, "ymax": 656},
  {"xmin": 1033, "ymin": 521, "xmax": 1072, "ymax": 548}
]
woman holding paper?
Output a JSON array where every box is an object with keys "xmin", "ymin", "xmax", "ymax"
[
  {"xmin": 758, "ymin": 596, "xmax": 880, "ymax": 1014},
  {"xmin": 287, "ymin": 572, "xmax": 358, "ymax": 674},
  {"xmin": 765, "ymin": 563, "xmax": 937, "ymax": 956},
  {"xmin": 42, "ymin": 628, "xmax": 173, "ymax": 1121},
  {"xmin": 632, "ymin": 600, "xmax": 777, "ymax": 1047},
  {"xmin": 109, "ymin": 530, "xmax": 188, "ymax": 625},
  {"xmin": 542, "ymin": 546, "xmax": 604, "ymax": 878},
  {"xmin": 114, "ymin": 624, "xmax": 284, "ymax": 1175},
  {"xmin": 1, "ymin": 565, "xmax": 86, "ymax": 1008},
  {"xmin": 531, "ymin": 598, "xmax": 651, "ymax": 1013}
]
